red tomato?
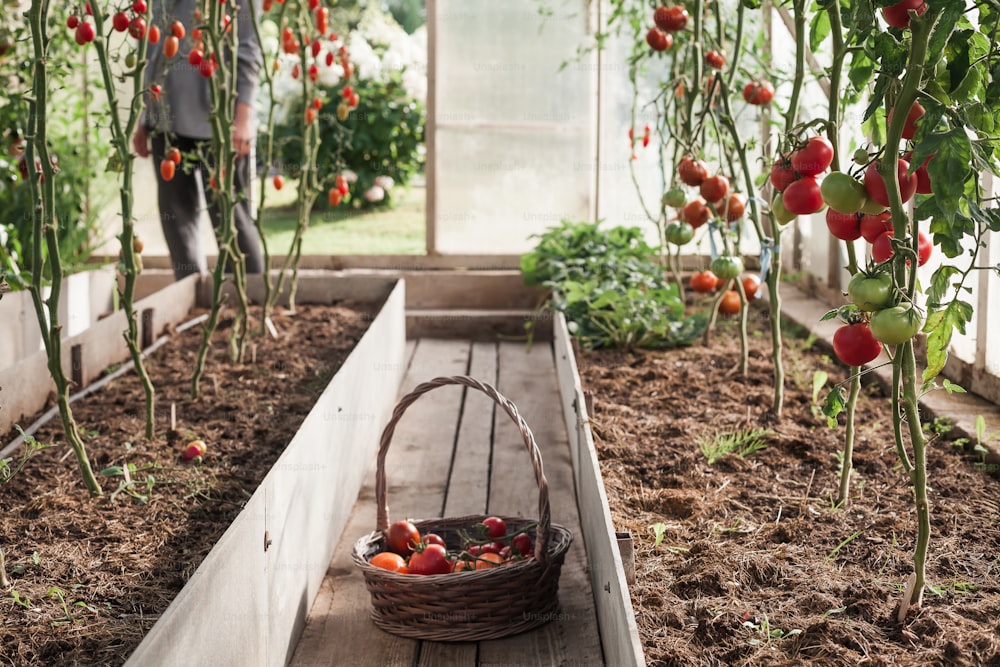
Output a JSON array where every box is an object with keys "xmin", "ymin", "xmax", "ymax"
[
  {"xmin": 890, "ymin": 100, "xmax": 925, "ymax": 140},
  {"xmin": 148, "ymin": 24, "xmax": 161, "ymax": 44},
  {"xmin": 826, "ymin": 210, "xmax": 863, "ymax": 241},
  {"xmin": 75, "ymin": 21, "xmax": 96, "ymax": 45},
  {"xmin": 719, "ymin": 291, "xmax": 741, "ymax": 315},
  {"xmin": 678, "ymin": 156, "xmax": 708, "ymax": 186},
  {"xmin": 864, "ymin": 159, "xmax": 918, "ymax": 207},
  {"xmin": 370, "ymin": 552, "xmax": 408, "ymax": 573},
  {"xmin": 904, "ymin": 150, "xmax": 933, "ymax": 195},
  {"xmin": 170, "ymin": 20, "xmax": 185, "ymax": 39},
  {"xmin": 882, "ymin": 0, "xmax": 926, "ymax": 29},
  {"xmin": 645, "ymin": 27, "xmax": 672, "ymax": 52},
  {"xmin": 790, "ymin": 137, "xmax": 835, "ymax": 177},
  {"xmin": 112, "ymin": 12, "xmax": 129, "ymax": 32},
  {"xmin": 305, "ymin": 107, "xmax": 316, "ymax": 124},
  {"xmin": 860, "ymin": 211, "xmax": 893, "ymax": 243},
  {"xmin": 918, "ymin": 231, "xmax": 933, "ymax": 266},
  {"xmin": 833, "ymin": 323, "xmax": 883, "ymax": 367},
  {"xmin": 742, "ymin": 80, "xmax": 775, "ymax": 105},
  {"xmin": 690, "ymin": 270, "xmax": 718, "ymax": 294},
  {"xmin": 328, "ymin": 188, "xmax": 342, "ymax": 206},
  {"xmin": 272, "ymin": 174, "xmax": 285, "ymax": 191},
  {"xmin": 128, "ymin": 17, "xmax": 146, "ymax": 39},
  {"xmin": 451, "ymin": 559, "xmax": 472, "ymax": 573},
  {"xmin": 512, "ymin": 533, "xmax": 533, "ymax": 557},
  {"xmin": 336, "ymin": 174, "xmax": 349, "ymax": 195},
  {"xmin": 705, "ymin": 50, "xmax": 725, "ymax": 69},
  {"xmin": 188, "ymin": 48, "xmax": 204, "ymax": 66},
  {"xmin": 163, "ymin": 35, "xmax": 179, "ymax": 58},
  {"xmin": 872, "ymin": 231, "xmax": 895, "ymax": 263},
  {"xmin": 67, "ymin": 14, "xmax": 80, "ymax": 29},
  {"xmin": 132, "ymin": 0, "xmax": 147, "ymax": 13},
  {"xmin": 654, "ymin": 5, "xmax": 689, "ymax": 31},
  {"xmin": 424, "ymin": 533, "xmax": 446, "ymax": 548},
  {"xmin": 699, "ymin": 174, "xmax": 729, "ymax": 203},
  {"xmin": 159, "ymin": 159, "xmax": 175, "ymax": 181},
  {"xmin": 166, "ymin": 147, "xmax": 182, "ymax": 166},
  {"xmin": 781, "ymin": 177, "xmax": 825, "ymax": 215},
  {"xmin": 769, "ymin": 156, "xmax": 796, "ymax": 192},
  {"xmin": 682, "ymin": 199, "xmax": 711, "ymax": 228},
  {"xmin": 409, "ymin": 544, "xmax": 451, "ymax": 575},
  {"xmin": 481, "ymin": 516, "xmax": 507, "ymax": 539},
  {"xmin": 741, "ymin": 274, "xmax": 761, "ymax": 300},
  {"xmin": 316, "ymin": 7, "xmax": 329, "ymax": 35},
  {"xmin": 386, "ymin": 520, "xmax": 421, "ymax": 557},
  {"xmin": 716, "ymin": 193, "xmax": 745, "ymax": 222}
]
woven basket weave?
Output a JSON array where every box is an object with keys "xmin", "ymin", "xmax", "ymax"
[{"xmin": 352, "ymin": 375, "xmax": 573, "ymax": 642}]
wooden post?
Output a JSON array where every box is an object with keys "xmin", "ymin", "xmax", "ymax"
[
  {"xmin": 141, "ymin": 308, "xmax": 154, "ymax": 348},
  {"xmin": 616, "ymin": 531, "xmax": 635, "ymax": 585},
  {"xmin": 71, "ymin": 344, "xmax": 84, "ymax": 388}
]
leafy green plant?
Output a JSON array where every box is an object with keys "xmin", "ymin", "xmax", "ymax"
[
  {"xmin": 697, "ymin": 427, "xmax": 771, "ymax": 466},
  {"xmin": 0, "ymin": 428, "xmax": 51, "ymax": 486},
  {"xmin": 522, "ymin": 220, "xmax": 706, "ymax": 349}
]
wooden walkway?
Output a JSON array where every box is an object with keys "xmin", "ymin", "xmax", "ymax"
[{"xmin": 290, "ymin": 339, "xmax": 605, "ymax": 667}]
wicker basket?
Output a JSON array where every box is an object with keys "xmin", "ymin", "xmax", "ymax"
[{"xmin": 352, "ymin": 375, "xmax": 574, "ymax": 642}]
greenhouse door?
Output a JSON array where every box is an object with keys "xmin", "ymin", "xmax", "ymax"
[{"xmin": 427, "ymin": 0, "xmax": 598, "ymax": 255}]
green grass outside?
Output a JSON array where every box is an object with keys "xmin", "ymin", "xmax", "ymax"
[{"xmin": 258, "ymin": 179, "xmax": 425, "ymax": 255}]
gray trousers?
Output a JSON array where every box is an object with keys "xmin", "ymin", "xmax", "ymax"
[{"xmin": 152, "ymin": 134, "xmax": 265, "ymax": 280}]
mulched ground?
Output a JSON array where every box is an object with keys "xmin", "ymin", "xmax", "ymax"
[
  {"xmin": 577, "ymin": 308, "xmax": 1000, "ymax": 667},
  {"xmin": 0, "ymin": 302, "xmax": 374, "ymax": 666}
]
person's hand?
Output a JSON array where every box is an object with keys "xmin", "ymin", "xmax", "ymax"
[
  {"xmin": 133, "ymin": 125, "xmax": 150, "ymax": 158},
  {"xmin": 233, "ymin": 101, "xmax": 254, "ymax": 157}
]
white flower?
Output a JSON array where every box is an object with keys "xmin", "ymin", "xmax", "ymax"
[
  {"xmin": 374, "ymin": 175, "xmax": 395, "ymax": 190},
  {"xmin": 347, "ymin": 32, "xmax": 381, "ymax": 81},
  {"xmin": 363, "ymin": 185, "xmax": 385, "ymax": 202},
  {"xmin": 343, "ymin": 169, "xmax": 359, "ymax": 184}
]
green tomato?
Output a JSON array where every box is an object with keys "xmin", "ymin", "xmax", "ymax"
[
  {"xmin": 847, "ymin": 271, "xmax": 893, "ymax": 312},
  {"xmin": 710, "ymin": 255, "xmax": 744, "ymax": 281},
  {"xmin": 859, "ymin": 197, "xmax": 888, "ymax": 215},
  {"xmin": 125, "ymin": 52, "xmax": 137, "ymax": 68},
  {"xmin": 662, "ymin": 187, "xmax": 687, "ymax": 208},
  {"xmin": 821, "ymin": 171, "xmax": 867, "ymax": 214},
  {"xmin": 771, "ymin": 193, "xmax": 797, "ymax": 225},
  {"xmin": 869, "ymin": 304, "xmax": 923, "ymax": 345},
  {"xmin": 664, "ymin": 221, "xmax": 694, "ymax": 246},
  {"xmin": 853, "ymin": 148, "xmax": 869, "ymax": 166}
]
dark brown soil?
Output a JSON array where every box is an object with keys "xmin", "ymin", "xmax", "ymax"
[
  {"xmin": 577, "ymin": 311, "xmax": 1000, "ymax": 667},
  {"xmin": 0, "ymin": 302, "xmax": 374, "ymax": 666}
]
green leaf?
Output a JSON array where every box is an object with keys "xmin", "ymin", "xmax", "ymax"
[
  {"xmin": 916, "ymin": 129, "xmax": 972, "ymax": 223},
  {"xmin": 942, "ymin": 379, "xmax": 966, "ymax": 394},
  {"xmin": 810, "ymin": 10, "xmax": 831, "ymax": 53},
  {"xmin": 922, "ymin": 300, "xmax": 974, "ymax": 384},
  {"xmin": 928, "ymin": 4, "xmax": 966, "ymax": 72},
  {"xmin": 820, "ymin": 308, "xmax": 840, "ymax": 322},
  {"xmin": 926, "ymin": 264, "xmax": 960, "ymax": 308},
  {"xmin": 100, "ymin": 466, "xmax": 124, "ymax": 477},
  {"xmin": 812, "ymin": 370, "xmax": 829, "ymax": 404},
  {"xmin": 822, "ymin": 387, "xmax": 847, "ymax": 429}
]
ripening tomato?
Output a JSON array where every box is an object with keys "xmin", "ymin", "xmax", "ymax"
[
  {"xmin": 918, "ymin": 231, "xmax": 932, "ymax": 266},
  {"xmin": 654, "ymin": 6, "xmax": 688, "ymax": 31},
  {"xmin": 882, "ymin": 0, "xmax": 926, "ymax": 30},
  {"xmin": 481, "ymin": 516, "xmax": 507, "ymax": 539},
  {"xmin": 769, "ymin": 156, "xmax": 796, "ymax": 192},
  {"xmin": 826, "ymin": 209, "xmax": 863, "ymax": 241},
  {"xmin": 790, "ymin": 136, "xmax": 835, "ymax": 177},
  {"xmin": 705, "ymin": 50, "xmax": 725, "ymax": 69},
  {"xmin": 904, "ymin": 150, "xmax": 933, "ymax": 195},
  {"xmin": 166, "ymin": 147, "xmax": 181, "ymax": 165},
  {"xmin": 272, "ymin": 174, "xmax": 285, "ymax": 190},
  {"xmin": 872, "ymin": 231, "xmax": 895, "ymax": 263},
  {"xmin": 409, "ymin": 544, "xmax": 451, "ymax": 575},
  {"xmin": 451, "ymin": 559, "xmax": 472, "ymax": 573},
  {"xmin": 423, "ymin": 533, "xmax": 447, "ymax": 548},
  {"xmin": 682, "ymin": 199, "xmax": 711, "ymax": 228},
  {"xmin": 163, "ymin": 35, "xmax": 179, "ymax": 58},
  {"xmin": 771, "ymin": 193, "xmax": 796, "ymax": 225},
  {"xmin": 716, "ymin": 193, "xmax": 745, "ymax": 221},
  {"xmin": 710, "ymin": 255, "xmax": 744, "ymax": 281},
  {"xmin": 316, "ymin": 7, "xmax": 329, "ymax": 35},
  {"xmin": 336, "ymin": 174, "xmax": 349, "ymax": 195},
  {"xmin": 848, "ymin": 271, "xmax": 894, "ymax": 311},
  {"xmin": 677, "ymin": 156, "xmax": 709, "ymax": 186},
  {"xmin": 386, "ymin": 520, "xmax": 421, "ymax": 557},
  {"xmin": 742, "ymin": 274, "xmax": 761, "ymax": 300},
  {"xmin": 719, "ymin": 290, "xmax": 741, "ymax": 315},
  {"xmin": 663, "ymin": 187, "xmax": 687, "ymax": 208},
  {"xmin": 699, "ymin": 174, "xmax": 729, "ymax": 203},
  {"xmin": 859, "ymin": 211, "xmax": 892, "ymax": 243},
  {"xmin": 742, "ymin": 80, "xmax": 775, "ymax": 105},
  {"xmin": 664, "ymin": 221, "xmax": 694, "ymax": 246},
  {"xmin": 170, "ymin": 20, "xmax": 185, "ymax": 39},
  {"xmin": 691, "ymin": 270, "xmax": 718, "ymax": 294},
  {"xmin": 864, "ymin": 159, "xmax": 918, "ymax": 207},
  {"xmin": 305, "ymin": 107, "xmax": 316, "ymax": 124},
  {"xmin": 646, "ymin": 27, "xmax": 672, "ymax": 52},
  {"xmin": 182, "ymin": 439, "xmax": 206, "ymax": 460},
  {"xmin": 475, "ymin": 552, "xmax": 505, "ymax": 571},
  {"xmin": 833, "ymin": 323, "xmax": 883, "ymax": 367},
  {"xmin": 147, "ymin": 24, "xmax": 161, "ymax": 44},
  {"xmin": 820, "ymin": 171, "xmax": 867, "ymax": 214},
  {"xmin": 370, "ymin": 552, "xmax": 408, "ymax": 573},
  {"xmin": 67, "ymin": 14, "xmax": 80, "ymax": 29},
  {"xmin": 781, "ymin": 176, "xmax": 825, "ymax": 215},
  {"xmin": 328, "ymin": 188, "xmax": 342, "ymax": 206},
  {"xmin": 159, "ymin": 159, "xmax": 175, "ymax": 181}
]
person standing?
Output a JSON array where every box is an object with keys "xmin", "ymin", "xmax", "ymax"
[{"xmin": 132, "ymin": 0, "xmax": 265, "ymax": 280}]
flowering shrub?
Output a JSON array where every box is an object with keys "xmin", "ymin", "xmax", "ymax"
[{"xmin": 268, "ymin": 5, "xmax": 425, "ymax": 209}]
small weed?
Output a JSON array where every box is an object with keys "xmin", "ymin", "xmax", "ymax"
[
  {"xmin": 927, "ymin": 580, "xmax": 979, "ymax": 597},
  {"xmin": 742, "ymin": 614, "xmax": 802, "ymax": 646},
  {"xmin": 45, "ymin": 586, "xmax": 97, "ymax": 626},
  {"xmin": 651, "ymin": 523, "xmax": 667, "ymax": 547},
  {"xmin": 1, "ymin": 428, "xmax": 53, "ymax": 486},
  {"xmin": 8, "ymin": 589, "xmax": 31, "ymax": 609},
  {"xmin": 101, "ymin": 462, "xmax": 160, "ymax": 504},
  {"xmin": 826, "ymin": 530, "xmax": 862, "ymax": 563},
  {"xmin": 698, "ymin": 427, "xmax": 772, "ymax": 465}
]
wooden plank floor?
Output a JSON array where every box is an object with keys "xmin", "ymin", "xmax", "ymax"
[{"xmin": 290, "ymin": 339, "xmax": 605, "ymax": 667}]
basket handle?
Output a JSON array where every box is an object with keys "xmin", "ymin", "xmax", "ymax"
[{"xmin": 374, "ymin": 375, "xmax": 553, "ymax": 567}]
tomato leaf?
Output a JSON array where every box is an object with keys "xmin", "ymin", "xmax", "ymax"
[
  {"xmin": 926, "ymin": 264, "xmax": 961, "ymax": 309},
  {"xmin": 928, "ymin": 5, "xmax": 966, "ymax": 73},
  {"xmin": 922, "ymin": 300, "xmax": 973, "ymax": 385},
  {"xmin": 917, "ymin": 129, "xmax": 972, "ymax": 223},
  {"xmin": 810, "ymin": 10, "xmax": 830, "ymax": 54},
  {"xmin": 822, "ymin": 387, "xmax": 847, "ymax": 429},
  {"xmin": 820, "ymin": 308, "xmax": 840, "ymax": 322}
]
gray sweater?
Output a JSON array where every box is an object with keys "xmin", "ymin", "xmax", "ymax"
[{"xmin": 141, "ymin": 0, "xmax": 263, "ymax": 139}]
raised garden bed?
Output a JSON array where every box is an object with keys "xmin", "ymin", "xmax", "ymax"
[
  {"xmin": 559, "ymin": 307, "xmax": 1000, "ymax": 666},
  {"xmin": 0, "ymin": 273, "xmax": 405, "ymax": 666}
]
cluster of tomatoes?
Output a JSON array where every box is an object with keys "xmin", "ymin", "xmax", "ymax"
[
  {"xmin": 646, "ymin": 5, "xmax": 688, "ymax": 52},
  {"xmin": 663, "ymin": 156, "xmax": 745, "ymax": 238},
  {"xmin": 369, "ymin": 517, "xmax": 535, "ymax": 576},
  {"xmin": 67, "ymin": 1, "xmax": 149, "ymax": 45},
  {"xmin": 833, "ymin": 269, "xmax": 924, "ymax": 367},
  {"xmin": 769, "ymin": 136, "xmax": 835, "ymax": 222},
  {"xmin": 691, "ymin": 267, "xmax": 760, "ymax": 315}
]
